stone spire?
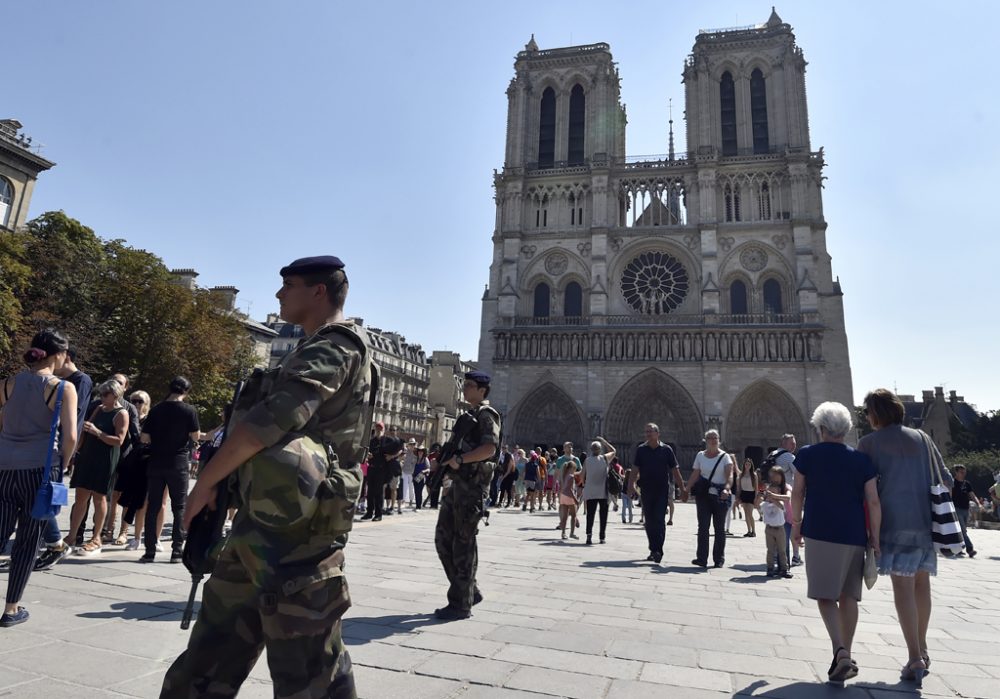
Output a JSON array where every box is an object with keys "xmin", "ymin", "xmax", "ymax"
[
  {"xmin": 525, "ymin": 34, "xmax": 538, "ymax": 52},
  {"xmin": 668, "ymin": 98, "xmax": 675, "ymax": 161},
  {"xmin": 767, "ymin": 7, "xmax": 783, "ymax": 28}
]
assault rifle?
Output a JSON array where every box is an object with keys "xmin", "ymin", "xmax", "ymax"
[
  {"xmin": 426, "ymin": 410, "xmax": 490, "ymax": 526},
  {"xmin": 180, "ymin": 378, "xmax": 247, "ymax": 630}
]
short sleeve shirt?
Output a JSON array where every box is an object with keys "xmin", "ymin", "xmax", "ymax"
[
  {"xmin": 555, "ymin": 455, "xmax": 581, "ymax": 474},
  {"xmin": 771, "ymin": 449, "xmax": 797, "ymax": 487},
  {"xmin": 633, "ymin": 442, "xmax": 678, "ymax": 495},
  {"xmin": 952, "ymin": 480, "xmax": 974, "ymax": 510},
  {"xmin": 142, "ymin": 401, "xmax": 199, "ymax": 472},
  {"xmin": 794, "ymin": 442, "xmax": 876, "ymax": 547},
  {"xmin": 694, "ymin": 451, "xmax": 733, "ymax": 487}
]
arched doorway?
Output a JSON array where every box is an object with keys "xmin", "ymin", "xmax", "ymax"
[
  {"xmin": 509, "ymin": 382, "xmax": 586, "ymax": 451},
  {"xmin": 605, "ymin": 369, "xmax": 704, "ymax": 469},
  {"xmin": 725, "ymin": 380, "xmax": 808, "ymax": 466}
]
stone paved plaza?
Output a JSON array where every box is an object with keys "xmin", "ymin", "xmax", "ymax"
[{"xmin": 2, "ymin": 501, "xmax": 999, "ymax": 698}]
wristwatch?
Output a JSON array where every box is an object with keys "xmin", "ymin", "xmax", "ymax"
[{"xmin": 456, "ymin": 454, "xmax": 464, "ymax": 466}]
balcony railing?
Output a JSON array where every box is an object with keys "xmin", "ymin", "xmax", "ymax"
[{"xmin": 499, "ymin": 313, "xmax": 817, "ymax": 329}]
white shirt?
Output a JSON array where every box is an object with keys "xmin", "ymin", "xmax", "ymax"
[
  {"xmin": 694, "ymin": 451, "xmax": 732, "ymax": 487},
  {"xmin": 761, "ymin": 500, "xmax": 786, "ymax": 527},
  {"xmin": 772, "ymin": 450, "xmax": 797, "ymax": 487}
]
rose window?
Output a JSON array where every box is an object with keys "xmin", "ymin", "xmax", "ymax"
[{"xmin": 620, "ymin": 251, "xmax": 689, "ymax": 314}]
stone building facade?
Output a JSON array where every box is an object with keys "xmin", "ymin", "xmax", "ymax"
[
  {"xmin": 427, "ymin": 350, "xmax": 478, "ymax": 447},
  {"xmin": 0, "ymin": 119, "xmax": 54, "ymax": 231},
  {"xmin": 477, "ymin": 11, "xmax": 854, "ymax": 467}
]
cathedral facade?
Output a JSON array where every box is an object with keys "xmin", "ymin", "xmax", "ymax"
[{"xmin": 477, "ymin": 11, "xmax": 854, "ymax": 467}]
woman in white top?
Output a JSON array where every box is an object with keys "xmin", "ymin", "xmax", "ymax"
[
  {"xmin": 580, "ymin": 437, "xmax": 616, "ymax": 545},
  {"xmin": 685, "ymin": 429, "xmax": 734, "ymax": 568}
]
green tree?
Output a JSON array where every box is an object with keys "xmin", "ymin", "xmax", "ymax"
[{"xmin": 0, "ymin": 211, "xmax": 255, "ymax": 423}]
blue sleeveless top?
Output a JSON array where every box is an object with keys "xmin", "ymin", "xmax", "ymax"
[{"xmin": 0, "ymin": 372, "xmax": 60, "ymax": 471}]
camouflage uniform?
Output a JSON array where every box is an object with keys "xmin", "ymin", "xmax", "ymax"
[
  {"xmin": 161, "ymin": 321, "xmax": 373, "ymax": 699},
  {"xmin": 434, "ymin": 401, "xmax": 501, "ymax": 612}
]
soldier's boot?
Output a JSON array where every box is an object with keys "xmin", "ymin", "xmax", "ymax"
[
  {"xmin": 434, "ymin": 606, "xmax": 471, "ymax": 621},
  {"xmin": 473, "ymin": 589, "xmax": 483, "ymax": 606}
]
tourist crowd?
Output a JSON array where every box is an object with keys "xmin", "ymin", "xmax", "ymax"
[{"xmin": 2, "ymin": 328, "xmax": 999, "ymax": 690}]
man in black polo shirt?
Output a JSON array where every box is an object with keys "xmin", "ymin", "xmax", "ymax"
[{"xmin": 631, "ymin": 423, "xmax": 688, "ymax": 564}]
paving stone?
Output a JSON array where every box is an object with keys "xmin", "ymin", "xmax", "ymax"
[
  {"xmin": 355, "ymin": 666, "xmax": 464, "ymax": 699},
  {"xmin": 349, "ymin": 640, "xmax": 435, "ymax": 672},
  {"xmin": 1, "ymin": 639, "xmax": 167, "ymax": 689},
  {"xmin": 607, "ymin": 678, "xmax": 729, "ymax": 698},
  {"xmin": 639, "ymin": 661, "xmax": 733, "ymax": 692},
  {"xmin": 415, "ymin": 653, "xmax": 519, "ymax": 685},
  {"xmin": 397, "ymin": 631, "xmax": 506, "ymax": 658},
  {"xmin": 495, "ymin": 643, "xmax": 642, "ymax": 679},
  {"xmin": 503, "ymin": 665, "xmax": 610, "ymax": 699}
]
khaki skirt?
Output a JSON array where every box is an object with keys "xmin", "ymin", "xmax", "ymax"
[{"xmin": 804, "ymin": 538, "xmax": 865, "ymax": 601}]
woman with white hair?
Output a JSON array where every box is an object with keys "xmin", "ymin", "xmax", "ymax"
[
  {"xmin": 580, "ymin": 437, "xmax": 616, "ymax": 545},
  {"xmin": 65, "ymin": 379, "xmax": 130, "ymax": 556},
  {"xmin": 791, "ymin": 401, "xmax": 880, "ymax": 684}
]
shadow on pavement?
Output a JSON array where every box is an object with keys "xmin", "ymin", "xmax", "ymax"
[
  {"xmin": 652, "ymin": 565, "xmax": 705, "ymax": 575},
  {"xmin": 580, "ymin": 559, "xmax": 644, "ymax": 568},
  {"xmin": 729, "ymin": 574, "xmax": 771, "ymax": 584},
  {"xmin": 77, "ymin": 601, "xmax": 184, "ymax": 621},
  {"xmin": 731, "ymin": 563, "xmax": 768, "ymax": 572},
  {"xmin": 733, "ymin": 679, "xmax": 910, "ymax": 697},
  {"xmin": 344, "ymin": 613, "xmax": 452, "ymax": 644}
]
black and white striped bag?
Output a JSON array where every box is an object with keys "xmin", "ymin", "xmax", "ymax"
[{"xmin": 922, "ymin": 432, "xmax": 964, "ymax": 555}]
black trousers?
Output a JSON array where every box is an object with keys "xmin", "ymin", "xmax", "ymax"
[
  {"xmin": 641, "ymin": 492, "xmax": 668, "ymax": 555},
  {"xmin": 414, "ymin": 481, "xmax": 425, "ymax": 510},
  {"xmin": 695, "ymin": 494, "xmax": 728, "ymax": 565},
  {"xmin": 585, "ymin": 498, "xmax": 609, "ymax": 541},
  {"xmin": 145, "ymin": 469, "xmax": 188, "ymax": 555},
  {"xmin": 366, "ymin": 468, "xmax": 384, "ymax": 517}
]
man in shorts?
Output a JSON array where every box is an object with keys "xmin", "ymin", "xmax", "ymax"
[{"xmin": 554, "ymin": 443, "xmax": 582, "ymax": 526}]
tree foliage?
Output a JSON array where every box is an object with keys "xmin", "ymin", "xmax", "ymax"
[{"xmin": 0, "ymin": 211, "xmax": 254, "ymax": 424}]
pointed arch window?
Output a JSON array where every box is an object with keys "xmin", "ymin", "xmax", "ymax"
[
  {"xmin": 724, "ymin": 183, "xmax": 741, "ymax": 222},
  {"xmin": 729, "ymin": 280, "xmax": 748, "ymax": 315},
  {"xmin": 564, "ymin": 282, "xmax": 583, "ymax": 317},
  {"xmin": 0, "ymin": 178, "xmax": 11, "ymax": 229},
  {"xmin": 750, "ymin": 68, "xmax": 769, "ymax": 154},
  {"xmin": 720, "ymin": 71, "xmax": 737, "ymax": 156},
  {"xmin": 533, "ymin": 282, "xmax": 551, "ymax": 318},
  {"xmin": 568, "ymin": 84, "xmax": 586, "ymax": 165},
  {"xmin": 538, "ymin": 87, "xmax": 556, "ymax": 168},
  {"xmin": 763, "ymin": 279, "xmax": 783, "ymax": 315},
  {"xmin": 758, "ymin": 182, "xmax": 771, "ymax": 220}
]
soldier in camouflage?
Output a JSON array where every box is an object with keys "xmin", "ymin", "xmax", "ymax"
[
  {"xmin": 161, "ymin": 256, "xmax": 374, "ymax": 699},
  {"xmin": 433, "ymin": 370, "xmax": 501, "ymax": 621}
]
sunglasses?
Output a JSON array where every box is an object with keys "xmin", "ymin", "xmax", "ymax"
[{"xmin": 132, "ymin": 399, "xmax": 145, "ymax": 404}]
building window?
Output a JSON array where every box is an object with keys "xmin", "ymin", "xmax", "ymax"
[
  {"xmin": 568, "ymin": 84, "xmax": 585, "ymax": 165},
  {"xmin": 730, "ymin": 280, "xmax": 748, "ymax": 314},
  {"xmin": 0, "ymin": 178, "xmax": 11, "ymax": 229},
  {"xmin": 533, "ymin": 282, "xmax": 551, "ymax": 318},
  {"xmin": 578, "ymin": 206, "xmax": 584, "ymax": 225},
  {"xmin": 724, "ymin": 184, "xmax": 741, "ymax": 222},
  {"xmin": 758, "ymin": 182, "xmax": 771, "ymax": 220},
  {"xmin": 720, "ymin": 71, "xmax": 737, "ymax": 156},
  {"xmin": 538, "ymin": 87, "xmax": 556, "ymax": 168},
  {"xmin": 750, "ymin": 68, "xmax": 769, "ymax": 154},
  {"xmin": 763, "ymin": 279, "xmax": 783, "ymax": 314},
  {"xmin": 564, "ymin": 282, "xmax": 583, "ymax": 317}
]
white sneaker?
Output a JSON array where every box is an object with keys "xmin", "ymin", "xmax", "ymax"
[
  {"xmin": 155, "ymin": 542, "xmax": 164, "ymax": 552},
  {"xmin": 126, "ymin": 538, "xmax": 140, "ymax": 551}
]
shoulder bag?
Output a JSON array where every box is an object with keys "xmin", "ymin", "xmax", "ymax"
[
  {"xmin": 923, "ymin": 431, "xmax": 964, "ymax": 555},
  {"xmin": 691, "ymin": 453, "xmax": 726, "ymax": 499},
  {"xmin": 31, "ymin": 380, "xmax": 69, "ymax": 520},
  {"xmin": 605, "ymin": 457, "xmax": 623, "ymax": 496}
]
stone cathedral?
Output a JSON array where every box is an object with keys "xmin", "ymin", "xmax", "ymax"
[{"xmin": 476, "ymin": 10, "xmax": 854, "ymax": 467}]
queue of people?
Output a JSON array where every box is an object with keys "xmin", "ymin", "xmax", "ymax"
[{"xmin": 0, "ymin": 329, "xmax": 995, "ymax": 693}]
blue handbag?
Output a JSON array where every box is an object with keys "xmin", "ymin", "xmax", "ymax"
[{"xmin": 30, "ymin": 380, "xmax": 69, "ymax": 520}]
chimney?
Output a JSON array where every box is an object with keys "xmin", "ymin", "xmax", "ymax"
[
  {"xmin": 266, "ymin": 313, "xmax": 280, "ymax": 324},
  {"xmin": 921, "ymin": 390, "xmax": 934, "ymax": 405},
  {"xmin": 169, "ymin": 268, "xmax": 199, "ymax": 291},
  {"xmin": 210, "ymin": 285, "xmax": 239, "ymax": 311},
  {"xmin": 934, "ymin": 386, "xmax": 945, "ymax": 398}
]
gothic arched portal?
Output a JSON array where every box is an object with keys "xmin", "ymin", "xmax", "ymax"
[
  {"xmin": 725, "ymin": 380, "xmax": 808, "ymax": 461},
  {"xmin": 605, "ymin": 369, "xmax": 704, "ymax": 468},
  {"xmin": 509, "ymin": 382, "xmax": 585, "ymax": 451}
]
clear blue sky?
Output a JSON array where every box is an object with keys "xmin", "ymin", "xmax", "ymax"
[{"xmin": 9, "ymin": 1, "xmax": 997, "ymax": 410}]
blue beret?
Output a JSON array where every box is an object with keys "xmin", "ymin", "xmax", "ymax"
[
  {"xmin": 465, "ymin": 370, "xmax": 491, "ymax": 385},
  {"xmin": 279, "ymin": 256, "xmax": 345, "ymax": 277}
]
